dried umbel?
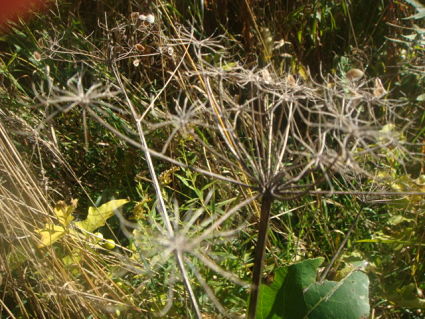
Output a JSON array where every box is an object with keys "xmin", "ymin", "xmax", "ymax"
[
  {"xmin": 35, "ymin": 24, "xmax": 412, "ymax": 318},
  {"xmin": 133, "ymin": 29, "xmax": 407, "ymax": 317}
]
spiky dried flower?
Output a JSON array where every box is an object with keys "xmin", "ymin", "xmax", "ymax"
[{"xmin": 126, "ymin": 191, "xmax": 255, "ymax": 316}]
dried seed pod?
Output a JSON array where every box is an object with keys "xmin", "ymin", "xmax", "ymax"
[
  {"xmin": 286, "ymin": 74, "xmax": 296, "ymax": 86},
  {"xmin": 133, "ymin": 59, "xmax": 140, "ymax": 67},
  {"xmin": 373, "ymin": 77, "xmax": 387, "ymax": 98},
  {"xmin": 346, "ymin": 68, "xmax": 364, "ymax": 81},
  {"xmin": 33, "ymin": 51, "xmax": 42, "ymax": 61},
  {"xmin": 145, "ymin": 14, "xmax": 155, "ymax": 24},
  {"xmin": 130, "ymin": 12, "xmax": 139, "ymax": 23},
  {"xmin": 134, "ymin": 43, "xmax": 145, "ymax": 52}
]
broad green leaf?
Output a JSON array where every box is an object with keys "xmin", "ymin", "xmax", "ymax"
[
  {"xmin": 256, "ymin": 267, "xmax": 289, "ymax": 319},
  {"xmin": 256, "ymin": 257, "xmax": 370, "ymax": 319},
  {"xmin": 303, "ymin": 271, "xmax": 370, "ymax": 319},
  {"xmin": 256, "ymin": 258, "xmax": 323, "ymax": 319},
  {"xmin": 75, "ymin": 199, "xmax": 128, "ymax": 232}
]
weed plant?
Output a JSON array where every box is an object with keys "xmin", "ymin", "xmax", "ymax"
[{"xmin": 1, "ymin": 0, "xmax": 425, "ymax": 318}]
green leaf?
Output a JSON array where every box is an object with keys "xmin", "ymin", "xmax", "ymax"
[
  {"xmin": 256, "ymin": 267, "xmax": 289, "ymax": 319},
  {"xmin": 75, "ymin": 199, "xmax": 128, "ymax": 232},
  {"xmin": 256, "ymin": 258, "xmax": 370, "ymax": 319},
  {"xmin": 387, "ymin": 215, "xmax": 414, "ymax": 226},
  {"xmin": 303, "ymin": 271, "xmax": 370, "ymax": 319},
  {"xmin": 222, "ymin": 62, "xmax": 238, "ymax": 71}
]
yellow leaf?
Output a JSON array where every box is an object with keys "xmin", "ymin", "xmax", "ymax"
[
  {"xmin": 37, "ymin": 224, "xmax": 67, "ymax": 248},
  {"xmin": 75, "ymin": 199, "xmax": 128, "ymax": 232},
  {"xmin": 53, "ymin": 199, "xmax": 77, "ymax": 226}
]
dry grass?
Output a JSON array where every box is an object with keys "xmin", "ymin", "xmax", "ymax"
[{"xmin": 0, "ymin": 118, "xmax": 146, "ymax": 318}]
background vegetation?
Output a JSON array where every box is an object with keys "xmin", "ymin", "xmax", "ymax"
[{"xmin": 1, "ymin": 0, "xmax": 425, "ymax": 318}]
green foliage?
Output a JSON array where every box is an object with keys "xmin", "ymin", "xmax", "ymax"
[
  {"xmin": 257, "ymin": 258, "xmax": 370, "ymax": 319},
  {"xmin": 357, "ymin": 171, "xmax": 425, "ymax": 310}
]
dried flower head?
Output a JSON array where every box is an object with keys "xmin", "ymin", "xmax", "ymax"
[
  {"xmin": 33, "ymin": 51, "xmax": 42, "ymax": 61},
  {"xmin": 128, "ymin": 191, "xmax": 254, "ymax": 316},
  {"xmin": 373, "ymin": 77, "xmax": 387, "ymax": 98},
  {"xmin": 130, "ymin": 11, "xmax": 139, "ymax": 23},
  {"xmin": 145, "ymin": 14, "xmax": 155, "ymax": 24}
]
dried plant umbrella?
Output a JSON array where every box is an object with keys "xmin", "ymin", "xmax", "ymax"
[
  {"xmin": 128, "ymin": 58, "xmax": 397, "ymax": 318},
  {"xmin": 99, "ymin": 28, "xmax": 419, "ymax": 317},
  {"xmin": 34, "ymin": 23, "xmax": 423, "ymax": 317}
]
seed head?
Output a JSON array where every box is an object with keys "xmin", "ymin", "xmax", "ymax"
[{"xmin": 346, "ymin": 68, "xmax": 364, "ymax": 81}]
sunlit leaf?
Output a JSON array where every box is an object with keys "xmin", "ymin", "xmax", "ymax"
[
  {"xmin": 75, "ymin": 199, "xmax": 128, "ymax": 232},
  {"xmin": 257, "ymin": 258, "xmax": 370, "ymax": 319},
  {"xmin": 37, "ymin": 224, "xmax": 67, "ymax": 248},
  {"xmin": 53, "ymin": 199, "xmax": 77, "ymax": 226},
  {"xmin": 36, "ymin": 199, "xmax": 78, "ymax": 247},
  {"xmin": 387, "ymin": 215, "xmax": 414, "ymax": 226}
]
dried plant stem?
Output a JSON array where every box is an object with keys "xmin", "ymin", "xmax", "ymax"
[
  {"xmin": 85, "ymin": 107, "xmax": 252, "ymax": 188},
  {"xmin": 176, "ymin": 252, "xmax": 203, "ymax": 318},
  {"xmin": 112, "ymin": 66, "xmax": 202, "ymax": 318},
  {"xmin": 248, "ymin": 190, "xmax": 274, "ymax": 319}
]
